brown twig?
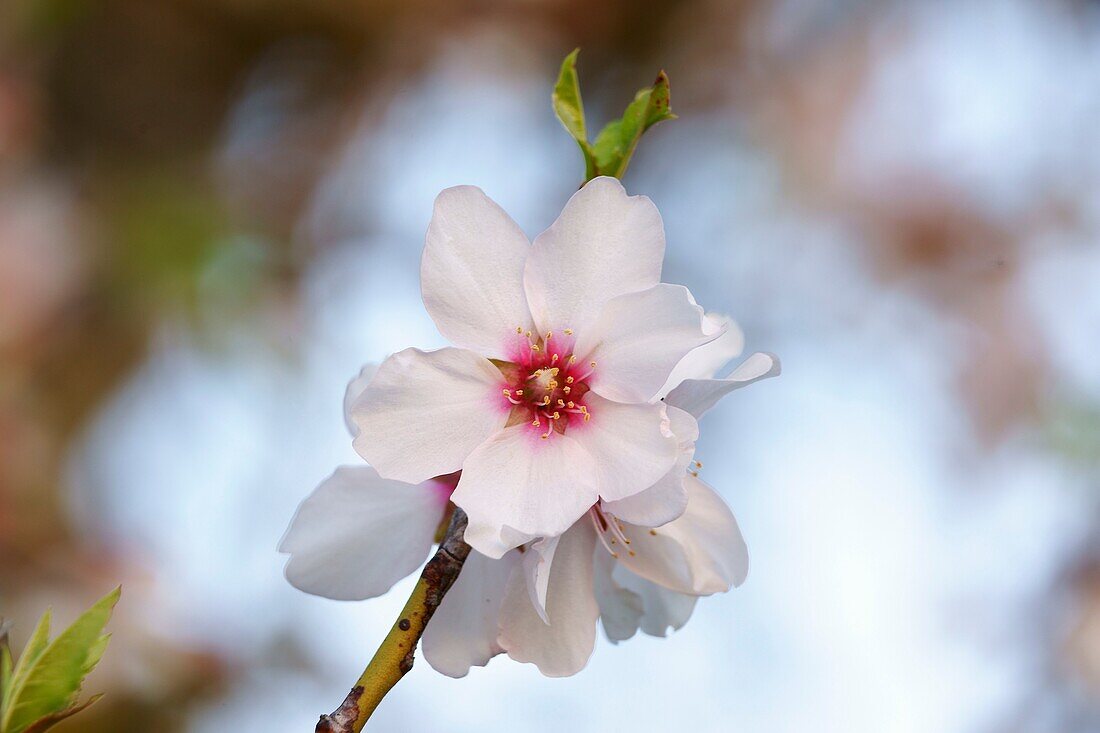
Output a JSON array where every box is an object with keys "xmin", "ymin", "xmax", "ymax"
[{"xmin": 315, "ymin": 507, "xmax": 472, "ymax": 732}]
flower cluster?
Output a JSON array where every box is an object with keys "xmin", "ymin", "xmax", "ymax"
[{"xmin": 280, "ymin": 177, "xmax": 778, "ymax": 676}]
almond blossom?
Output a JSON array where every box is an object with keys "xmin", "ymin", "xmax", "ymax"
[
  {"xmin": 350, "ymin": 177, "xmax": 737, "ymax": 558},
  {"xmin": 282, "ymin": 326, "xmax": 778, "ymax": 677}
]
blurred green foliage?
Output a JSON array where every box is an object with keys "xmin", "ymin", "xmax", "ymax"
[{"xmin": 0, "ymin": 588, "xmax": 119, "ymax": 733}]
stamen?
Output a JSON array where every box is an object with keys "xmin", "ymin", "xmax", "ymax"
[
  {"xmin": 557, "ymin": 399, "xmax": 566, "ymax": 408},
  {"xmin": 569, "ymin": 355, "xmax": 577, "ymax": 364},
  {"xmin": 690, "ymin": 470, "xmax": 699, "ymax": 477},
  {"xmin": 516, "ymin": 326, "xmax": 523, "ymax": 334},
  {"xmin": 531, "ymin": 343, "xmax": 541, "ymax": 352},
  {"xmin": 502, "ymin": 389, "xmax": 522, "ymax": 405},
  {"xmin": 565, "ymin": 376, "xmax": 574, "ymax": 384},
  {"xmin": 551, "ymin": 353, "xmax": 559, "ymax": 364},
  {"xmin": 590, "ymin": 510, "xmax": 618, "ymax": 558},
  {"xmin": 545, "ymin": 331, "xmax": 553, "ymax": 341},
  {"xmin": 608, "ymin": 518, "xmax": 631, "ymax": 546},
  {"xmin": 563, "ymin": 328, "xmax": 574, "ymax": 336},
  {"xmin": 694, "ymin": 460, "xmax": 703, "ymax": 468},
  {"xmin": 563, "ymin": 386, "xmax": 571, "ymax": 394}
]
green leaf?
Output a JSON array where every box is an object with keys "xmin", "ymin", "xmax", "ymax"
[
  {"xmin": 3, "ymin": 611, "xmax": 51, "ymax": 724},
  {"xmin": 2, "ymin": 588, "xmax": 120, "ymax": 733},
  {"xmin": 552, "ymin": 48, "xmax": 597, "ymax": 181},
  {"xmin": 21, "ymin": 694, "xmax": 103, "ymax": 733},
  {"xmin": 592, "ymin": 70, "xmax": 676, "ymax": 179},
  {"xmin": 1, "ymin": 621, "xmax": 14, "ymax": 717}
]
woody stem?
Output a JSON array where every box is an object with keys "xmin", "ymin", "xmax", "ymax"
[{"xmin": 314, "ymin": 507, "xmax": 472, "ymax": 732}]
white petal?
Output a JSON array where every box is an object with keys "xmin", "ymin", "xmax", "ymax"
[
  {"xmin": 525, "ymin": 177, "xmax": 664, "ymax": 336},
  {"xmin": 351, "ymin": 347, "xmax": 508, "ymax": 484},
  {"xmin": 522, "ymin": 535, "xmax": 560, "ymax": 624},
  {"xmin": 570, "ymin": 395, "xmax": 677, "ymax": 502},
  {"xmin": 593, "ymin": 550, "xmax": 643, "ymax": 643},
  {"xmin": 422, "ymin": 550, "xmax": 520, "ymax": 678},
  {"xmin": 612, "ymin": 564, "xmax": 697, "ymax": 637},
  {"xmin": 343, "ymin": 363, "xmax": 378, "ymax": 437},
  {"xmin": 657, "ymin": 313, "xmax": 744, "ymax": 398},
  {"xmin": 601, "ymin": 405, "xmax": 698, "ymax": 526},
  {"xmin": 497, "ymin": 522, "xmax": 600, "ymax": 677},
  {"xmin": 664, "ymin": 352, "xmax": 781, "ymax": 419},
  {"xmin": 575, "ymin": 284, "xmax": 719, "ymax": 404},
  {"xmin": 421, "ymin": 186, "xmax": 535, "ymax": 359},
  {"xmin": 453, "ymin": 425, "xmax": 600, "ymax": 558},
  {"xmin": 278, "ymin": 466, "xmax": 445, "ymax": 601},
  {"xmin": 614, "ymin": 475, "xmax": 749, "ymax": 595}
]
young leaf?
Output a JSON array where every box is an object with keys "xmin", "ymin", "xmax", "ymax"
[
  {"xmin": 21, "ymin": 694, "xmax": 103, "ymax": 733},
  {"xmin": 2, "ymin": 588, "xmax": 120, "ymax": 733},
  {"xmin": 3, "ymin": 611, "xmax": 51, "ymax": 725},
  {"xmin": 552, "ymin": 48, "xmax": 597, "ymax": 181},
  {"xmin": 592, "ymin": 70, "xmax": 676, "ymax": 179},
  {"xmin": 1, "ymin": 621, "xmax": 14, "ymax": 718}
]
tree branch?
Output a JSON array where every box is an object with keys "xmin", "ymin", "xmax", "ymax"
[{"xmin": 315, "ymin": 507, "xmax": 472, "ymax": 732}]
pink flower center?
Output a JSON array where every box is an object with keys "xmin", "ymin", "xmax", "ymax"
[{"xmin": 499, "ymin": 328, "xmax": 595, "ymax": 440}]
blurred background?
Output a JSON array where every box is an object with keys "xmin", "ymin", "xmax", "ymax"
[{"xmin": 2, "ymin": 0, "xmax": 1099, "ymax": 730}]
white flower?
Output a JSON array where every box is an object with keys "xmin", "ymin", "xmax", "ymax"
[
  {"xmin": 351, "ymin": 177, "xmax": 746, "ymax": 558},
  {"xmin": 281, "ymin": 339, "xmax": 777, "ymax": 677}
]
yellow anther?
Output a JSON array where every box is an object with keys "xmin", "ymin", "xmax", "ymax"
[
  {"xmin": 532, "ymin": 418, "xmax": 541, "ymax": 427},
  {"xmin": 649, "ymin": 529, "xmax": 658, "ymax": 536},
  {"xmin": 548, "ymin": 381, "xmax": 558, "ymax": 390},
  {"xmin": 516, "ymin": 326, "xmax": 523, "ymax": 334},
  {"xmin": 525, "ymin": 331, "xmax": 532, "ymax": 338},
  {"xmin": 563, "ymin": 386, "xmax": 571, "ymax": 394},
  {"xmin": 567, "ymin": 401, "xmax": 575, "ymax": 408},
  {"xmin": 540, "ymin": 434, "xmax": 549, "ymax": 440},
  {"xmin": 515, "ymin": 389, "xmax": 523, "ymax": 396},
  {"xmin": 565, "ymin": 376, "xmax": 574, "ymax": 384},
  {"xmin": 590, "ymin": 360, "xmax": 597, "ymax": 368},
  {"xmin": 564, "ymin": 328, "xmax": 574, "ymax": 335},
  {"xmin": 690, "ymin": 470, "xmax": 699, "ymax": 477},
  {"xmin": 551, "ymin": 354, "xmax": 559, "ymax": 364},
  {"xmin": 557, "ymin": 399, "xmax": 566, "ymax": 408},
  {"xmin": 694, "ymin": 460, "xmax": 703, "ymax": 468},
  {"xmin": 610, "ymin": 552, "xmax": 619, "ymax": 559},
  {"xmin": 549, "ymin": 367, "xmax": 559, "ymax": 375},
  {"xmin": 539, "ymin": 396, "xmax": 551, "ymax": 406},
  {"xmin": 551, "ymin": 411, "xmax": 560, "ymax": 420},
  {"xmin": 546, "ymin": 331, "xmax": 553, "ymax": 340},
  {"xmin": 569, "ymin": 355, "xmax": 577, "ymax": 364},
  {"xmin": 531, "ymin": 343, "xmax": 541, "ymax": 352},
  {"xmin": 628, "ymin": 550, "xmax": 636, "ymax": 557}
]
